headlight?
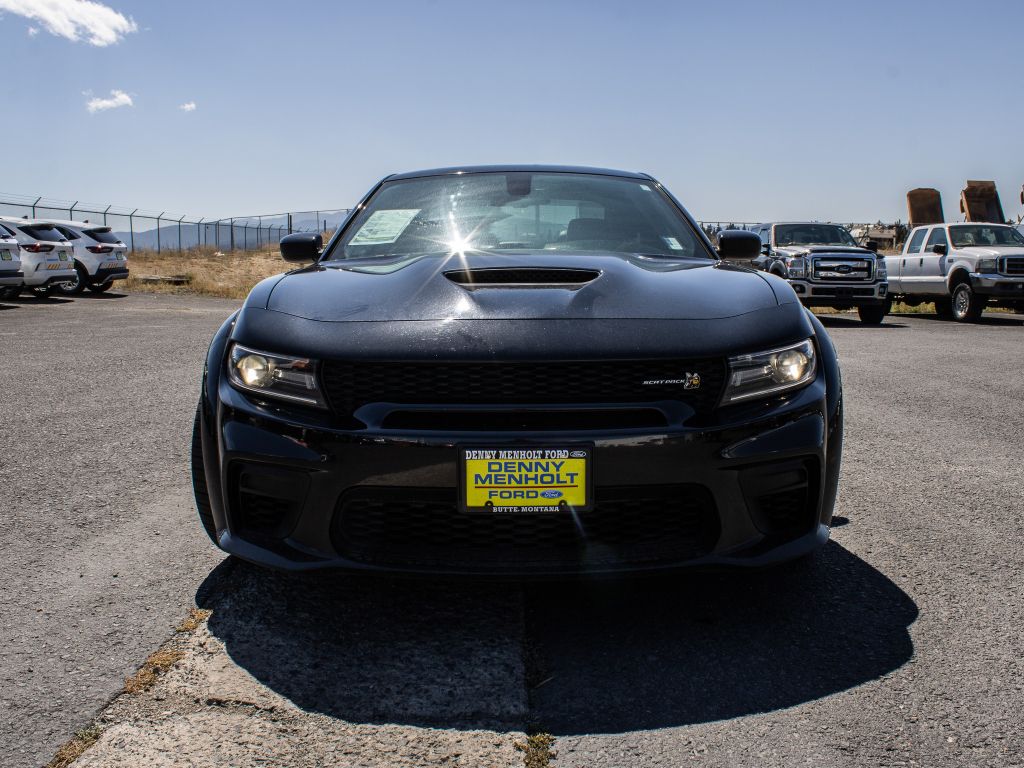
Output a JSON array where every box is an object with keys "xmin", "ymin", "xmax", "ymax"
[
  {"xmin": 723, "ymin": 339, "xmax": 817, "ymax": 404},
  {"xmin": 786, "ymin": 256, "xmax": 806, "ymax": 279},
  {"xmin": 875, "ymin": 258, "xmax": 888, "ymax": 279},
  {"xmin": 227, "ymin": 344, "xmax": 327, "ymax": 408},
  {"xmin": 976, "ymin": 258, "xmax": 999, "ymax": 274}
]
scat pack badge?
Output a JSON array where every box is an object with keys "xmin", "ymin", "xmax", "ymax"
[{"xmin": 641, "ymin": 372, "xmax": 702, "ymax": 390}]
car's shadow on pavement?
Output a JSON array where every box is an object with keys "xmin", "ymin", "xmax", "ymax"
[
  {"xmin": 890, "ymin": 312, "xmax": 1024, "ymax": 326},
  {"xmin": 815, "ymin": 315, "xmax": 908, "ymax": 329},
  {"xmin": 197, "ymin": 541, "xmax": 917, "ymax": 734}
]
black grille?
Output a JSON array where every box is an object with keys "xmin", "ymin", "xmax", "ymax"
[
  {"xmin": 1003, "ymin": 257, "xmax": 1024, "ymax": 276},
  {"xmin": 810, "ymin": 287, "xmax": 876, "ymax": 297},
  {"xmin": 330, "ymin": 486, "xmax": 720, "ymax": 571},
  {"xmin": 321, "ymin": 358, "xmax": 726, "ymax": 422}
]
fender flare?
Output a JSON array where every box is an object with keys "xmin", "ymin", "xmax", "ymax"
[{"xmin": 198, "ymin": 310, "xmax": 239, "ymax": 534}]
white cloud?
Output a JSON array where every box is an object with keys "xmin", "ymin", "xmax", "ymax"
[
  {"xmin": 86, "ymin": 89, "xmax": 133, "ymax": 113},
  {"xmin": 27, "ymin": 25, "xmax": 38, "ymax": 36},
  {"xmin": 0, "ymin": 0, "xmax": 137, "ymax": 46},
  {"xmin": 179, "ymin": 101, "xmax": 197, "ymax": 112}
]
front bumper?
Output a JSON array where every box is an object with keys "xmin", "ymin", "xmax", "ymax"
[
  {"xmin": 789, "ymin": 279, "xmax": 888, "ymax": 306},
  {"xmin": 201, "ymin": 373, "xmax": 840, "ymax": 575},
  {"xmin": 969, "ymin": 273, "xmax": 1024, "ymax": 296}
]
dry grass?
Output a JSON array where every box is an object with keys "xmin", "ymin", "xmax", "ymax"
[
  {"xmin": 176, "ymin": 607, "xmax": 212, "ymax": 633},
  {"xmin": 515, "ymin": 732, "xmax": 557, "ymax": 768},
  {"xmin": 124, "ymin": 246, "xmax": 288, "ymax": 299},
  {"xmin": 122, "ymin": 647, "xmax": 185, "ymax": 694},
  {"xmin": 45, "ymin": 725, "xmax": 103, "ymax": 768}
]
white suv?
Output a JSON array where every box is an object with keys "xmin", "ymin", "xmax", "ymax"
[
  {"xmin": 0, "ymin": 223, "xmax": 24, "ymax": 299},
  {"xmin": 0, "ymin": 217, "xmax": 76, "ymax": 298},
  {"xmin": 48, "ymin": 220, "xmax": 130, "ymax": 295}
]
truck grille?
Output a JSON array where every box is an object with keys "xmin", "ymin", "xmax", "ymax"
[
  {"xmin": 330, "ymin": 485, "xmax": 721, "ymax": 571},
  {"xmin": 1002, "ymin": 257, "xmax": 1024, "ymax": 276},
  {"xmin": 321, "ymin": 358, "xmax": 727, "ymax": 423},
  {"xmin": 810, "ymin": 256, "xmax": 874, "ymax": 282}
]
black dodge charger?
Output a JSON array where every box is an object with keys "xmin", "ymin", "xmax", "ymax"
[{"xmin": 192, "ymin": 166, "xmax": 842, "ymax": 574}]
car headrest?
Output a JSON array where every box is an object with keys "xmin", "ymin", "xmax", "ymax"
[{"xmin": 565, "ymin": 218, "xmax": 616, "ymax": 241}]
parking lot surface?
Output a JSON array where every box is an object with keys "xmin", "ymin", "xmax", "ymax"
[{"xmin": 1, "ymin": 292, "xmax": 1023, "ymax": 767}]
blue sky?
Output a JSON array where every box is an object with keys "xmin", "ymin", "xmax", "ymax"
[{"xmin": 2, "ymin": 0, "xmax": 1023, "ymax": 223}]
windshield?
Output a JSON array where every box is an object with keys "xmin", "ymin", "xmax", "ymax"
[
  {"xmin": 949, "ymin": 225, "xmax": 1024, "ymax": 248},
  {"xmin": 331, "ymin": 172, "xmax": 710, "ymax": 260},
  {"xmin": 774, "ymin": 224, "xmax": 858, "ymax": 247}
]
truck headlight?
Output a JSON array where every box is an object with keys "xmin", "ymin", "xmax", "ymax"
[
  {"xmin": 723, "ymin": 339, "xmax": 817, "ymax": 404},
  {"xmin": 786, "ymin": 256, "xmax": 806, "ymax": 279},
  {"xmin": 976, "ymin": 258, "xmax": 999, "ymax": 274},
  {"xmin": 227, "ymin": 344, "xmax": 327, "ymax": 408},
  {"xmin": 875, "ymin": 258, "xmax": 888, "ymax": 279}
]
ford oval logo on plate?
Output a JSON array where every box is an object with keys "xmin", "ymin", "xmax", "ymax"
[{"xmin": 540, "ymin": 490, "xmax": 563, "ymax": 499}]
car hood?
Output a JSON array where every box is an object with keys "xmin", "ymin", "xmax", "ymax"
[
  {"xmin": 775, "ymin": 245, "xmax": 875, "ymax": 257},
  {"xmin": 955, "ymin": 246, "xmax": 1024, "ymax": 258},
  {"xmin": 261, "ymin": 251, "xmax": 783, "ymax": 322}
]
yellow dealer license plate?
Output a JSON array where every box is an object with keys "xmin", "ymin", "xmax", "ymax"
[{"xmin": 461, "ymin": 446, "xmax": 591, "ymax": 513}]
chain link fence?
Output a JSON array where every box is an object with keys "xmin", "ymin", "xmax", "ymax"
[{"xmin": 0, "ymin": 193, "xmax": 350, "ymax": 253}]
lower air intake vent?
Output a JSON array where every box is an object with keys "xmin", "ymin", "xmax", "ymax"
[{"xmin": 444, "ymin": 267, "xmax": 600, "ymax": 287}]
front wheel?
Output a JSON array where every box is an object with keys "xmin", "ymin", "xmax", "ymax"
[
  {"xmin": 87, "ymin": 281, "xmax": 112, "ymax": 294},
  {"xmin": 857, "ymin": 300, "xmax": 889, "ymax": 325},
  {"xmin": 951, "ymin": 282, "xmax": 986, "ymax": 322},
  {"xmin": 191, "ymin": 406, "xmax": 220, "ymax": 547}
]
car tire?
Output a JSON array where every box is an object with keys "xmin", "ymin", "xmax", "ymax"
[
  {"xmin": 30, "ymin": 286, "xmax": 53, "ymax": 299},
  {"xmin": 951, "ymin": 282, "xmax": 986, "ymax": 323},
  {"xmin": 934, "ymin": 297, "xmax": 954, "ymax": 320},
  {"xmin": 191, "ymin": 405, "xmax": 221, "ymax": 547},
  {"xmin": 857, "ymin": 300, "xmax": 889, "ymax": 325},
  {"xmin": 87, "ymin": 281, "xmax": 112, "ymax": 294},
  {"xmin": 56, "ymin": 262, "xmax": 88, "ymax": 296}
]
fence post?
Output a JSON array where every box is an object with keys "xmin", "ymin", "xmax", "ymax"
[
  {"xmin": 315, "ymin": 211, "xmax": 320, "ymax": 234},
  {"xmin": 197, "ymin": 218, "xmax": 204, "ymax": 250},
  {"xmin": 157, "ymin": 212, "xmax": 164, "ymax": 254},
  {"xmin": 243, "ymin": 224, "xmax": 248, "ymax": 250},
  {"xmin": 103, "ymin": 205, "xmax": 111, "ymax": 225},
  {"xmin": 69, "ymin": 201, "xmax": 78, "ymax": 219},
  {"xmin": 177, "ymin": 216, "xmax": 184, "ymax": 252},
  {"xmin": 129, "ymin": 209, "xmax": 137, "ymax": 252},
  {"xmin": 31, "ymin": 197, "xmax": 40, "ymax": 217},
  {"xmin": 229, "ymin": 219, "xmax": 235, "ymax": 251}
]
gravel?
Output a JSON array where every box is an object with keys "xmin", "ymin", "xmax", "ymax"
[{"xmin": 1, "ymin": 293, "xmax": 1022, "ymax": 767}]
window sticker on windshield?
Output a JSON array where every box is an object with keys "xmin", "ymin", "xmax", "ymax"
[
  {"xmin": 662, "ymin": 236, "xmax": 683, "ymax": 250},
  {"xmin": 349, "ymin": 209, "xmax": 420, "ymax": 246}
]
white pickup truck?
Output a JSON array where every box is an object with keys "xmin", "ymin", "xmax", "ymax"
[{"xmin": 885, "ymin": 223, "xmax": 1024, "ymax": 322}]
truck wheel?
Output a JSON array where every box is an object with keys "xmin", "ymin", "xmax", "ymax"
[
  {"xmin": 55, "ymin": 263, "xmax": 88, "ymax": 296},
  {"xmin": 951, "ymin": 282, "xmax": 986, "ymax": 322},
  {"xmin": 857, "ymin": 300, "xmax": 889, "ymax": 325},
  {"xmin": 191, "ymin": 405, "xmax": 221, "ymax": 547},
  {"xmin": 87, "ymin": 281, "xmax": 112, "ymax": 294},
  {"xmin": 934, "ymin": 297, "xmax": 954, "ymax": 320}
]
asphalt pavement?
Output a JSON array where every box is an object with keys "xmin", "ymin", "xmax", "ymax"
[{"xmin": 1, "ymin": 292, "xmax": 1022, "ymax": 767}]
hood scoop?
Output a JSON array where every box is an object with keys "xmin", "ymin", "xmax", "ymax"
[{"xmin": 444, "ymin": 267, "xmax": 600, "ymax": 289}]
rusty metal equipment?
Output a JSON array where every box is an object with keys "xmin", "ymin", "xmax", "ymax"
[
  {"xmin": 959, "ymin": 180, "xmax": 1005, "ymax": 223},
  {"xmin": 907, "ymin": 188, "xmax": 944, "ymax": 228}
]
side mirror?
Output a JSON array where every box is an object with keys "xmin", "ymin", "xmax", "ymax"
[
  {"xmin": 932, "ymin": 243, "xmax": 947, "ymax": 256},
  {"xmin": 717, "ymin": 230, "xmax": 762, "ymax": 262},
  {"xmin": 864, "ymin": 241, "xmax": 879, "ymax": 253},
  {"xmin": 761, "ymin": 242, "xmax": 771, "ymax": 255},
  {"xmin": 280, "ymin": 232, "xmax": 323, "ymax": 263}
]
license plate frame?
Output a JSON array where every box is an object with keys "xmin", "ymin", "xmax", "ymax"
[{"xmin": 458, "ymin": 445, "xmax": 593, "ymax": 514}]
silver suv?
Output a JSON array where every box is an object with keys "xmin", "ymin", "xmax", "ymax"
[
  {"xmin": 885, "ymin": 223, "xmax": 1024, "ymax": 322},
  {"xmin": 750, "ymin": 222, "xmax": 890, "ymax": 324}
]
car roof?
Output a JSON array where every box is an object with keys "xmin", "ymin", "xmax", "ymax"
[
  {"xmin": 911, "ymin": 222, "xmax": 1013, "ymax": 229},
  {"xmin": 41, "ymin": 218, "xmax": 109, "ymax": 230},
  {"xmin": 385, "ymin": 165, "xmax": 652, "ymax": 181},
  {"xmin": 0, "ymin": 215, "xmax": 59, "ymax": 227}
]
